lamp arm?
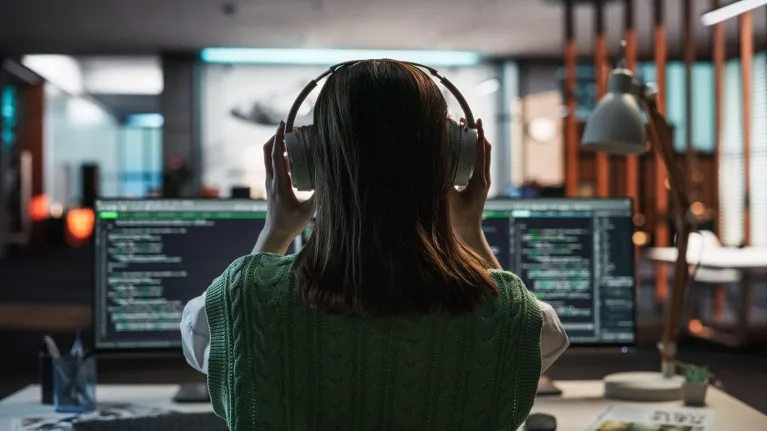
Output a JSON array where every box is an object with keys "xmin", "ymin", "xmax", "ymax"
[{"xmin": 641, "ymin": 96, "xmax": 697, "ymax": 377}]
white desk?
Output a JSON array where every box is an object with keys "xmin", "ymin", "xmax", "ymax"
[
  {"xmin": 1, "ymin": 381, "xmax": 766, "ymax": 431},
  {"xmin": 0, "ymin": 385, "xmax": 209, "ymax": 430},
  {"xmin": 646, "ymin": 246, "xmax": 767, "ymax": 269},
  {"xmin": 646, "ymin": 246, "xmax": 767, "ymax": 346}
]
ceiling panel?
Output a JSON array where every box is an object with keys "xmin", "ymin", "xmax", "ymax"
[{"xmin": 0, "ymin": 0, "xmax": 764, "ymax": 58}]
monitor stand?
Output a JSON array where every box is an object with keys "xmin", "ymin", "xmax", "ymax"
[
  {"xmin": 536, "ymin": 375, "xmax": 562, "ymax": 396},
  {"xmin": 172, "ymin": 383, "xmax": 210, "ymax": 403}
]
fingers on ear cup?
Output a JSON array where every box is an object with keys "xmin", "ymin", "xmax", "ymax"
[
  {"xmin": 447, "ymin": 118, "xmax": 477, "ymax": 186},
  {"xmin": 284, "ymin": 126, "xmax": 315, "ymax": 191}
]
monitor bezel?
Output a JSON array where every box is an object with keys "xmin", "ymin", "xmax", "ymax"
[
  {"xmin": 484, "ymin": 197, "xmax": 637, "ymax": 349},
  {"xmin": 91, "ymin": 197, "xmax": 268, "ymax": 354}
]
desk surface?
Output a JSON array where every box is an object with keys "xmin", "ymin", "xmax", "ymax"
[
  {"xmin": 646, "ymin": 246, "xmax": 767, "ymax": 269},
  {"xmin": 1, "ymin": 381, "xmax": 766, "ymax": 431}
]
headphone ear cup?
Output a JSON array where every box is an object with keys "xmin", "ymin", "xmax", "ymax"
[
  {"xmin": 284, "ymin": 125, "xmax": 315, "ymax": 191},
  {"xmin": 447, "ymin": 118, "xmax": 477, "ymax": 186}
]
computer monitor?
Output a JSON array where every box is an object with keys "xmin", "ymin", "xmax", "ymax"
[
  {"xmin": 482, "ymin": 198, "xmax": 636, "ymax": 347},
  {"xmin": 93, "ymin": 197, "xmax": 634, "ymax": 399},
  {"xmin": 93, "ymin": 198, "xmax": 298, "ymax": 352}
]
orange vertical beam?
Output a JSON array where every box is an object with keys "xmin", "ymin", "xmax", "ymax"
[
  {"xmin": 16, "ymin": 84, "xmax": 46, "ymax": 248},
  {"xmin": 18, "ymin": 86, "xmax": 45, "ymax": 201},
  {"xmin": 741, "ymin": 12, "xmax": 753, "ymax": 247},
  {"xmin": 624, "ymin": 0, "xmax": 639, "ymax": 212},
  {"xmin": 712, "ymin": 0, "xmax": 726, "ymax": 319},
  {"xmin": 565, "ymin": 0, "xmax": 579, "ymax": 197},
  {"xmin": 654, "ymin": 0, "xmax": 669, "ymax": 305},
  {"xmin": 595, "ymin": 0, "xmax": 610, "ymax": 197}
]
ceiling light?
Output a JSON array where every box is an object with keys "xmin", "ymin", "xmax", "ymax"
[
  {"xmin": 22, "ymin": 55, "xmax": 83, "ymax": 95},
  {"xmin": 701, "ymin": 0, "xmax": 767, "ymax": 26},
  {"xmin": 83, "ymin": 58, "xmax": 163, "ymax": 95},
  {"xmin": 200, "ymin": 48, "xmax": 482, "ymax": 67}
]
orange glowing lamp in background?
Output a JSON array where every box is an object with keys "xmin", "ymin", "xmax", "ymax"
[
  {"xmin": 65, "ymin": 208, "xmax": 96, "ymax": 246},
  {"xmin": 30, "ymin": 195, "xmax": 49, "ymax": 222},
  {"xmin": 201, "ymin": 185, "xmax": 221, "ymax": 198}
]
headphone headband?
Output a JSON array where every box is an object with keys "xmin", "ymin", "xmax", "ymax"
[
  {"xmin": 283, "ymin": 59, "xmax": 476, "ymax": 134},
  {"xmin": 282, "ymin": 59, "xmax": 479, "ymax": 191}
]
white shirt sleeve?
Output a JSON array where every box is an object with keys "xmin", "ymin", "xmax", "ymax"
[
  {"xmin": 537, "ymin": 299, "xmax": 569, "ymax": 374},
  {"xmin": 179, "ymin": 293, "xmax": 567, "ymax": 376},
  {"xmin": 180, "ymin": 292, "xmax": 210, "ymax": 375}
]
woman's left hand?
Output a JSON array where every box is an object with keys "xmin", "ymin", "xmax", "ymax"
[{"xmin": 254, "ymin": 121, "xmax": 315, "ymax": 254}]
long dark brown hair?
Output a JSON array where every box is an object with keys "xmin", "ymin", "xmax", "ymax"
[{"xmin": 295, "ymin": 59, "xmax": 497, "ymax": 316}]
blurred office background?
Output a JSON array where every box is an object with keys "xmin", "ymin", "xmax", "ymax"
[{"xmin": 1, "ymin": 0, "xmax": 767, "ymax": 414}]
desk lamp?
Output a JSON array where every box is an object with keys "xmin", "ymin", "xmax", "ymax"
[{"xmin": 582, "ymin": 67, "xmax": 695, "ymax": 401}]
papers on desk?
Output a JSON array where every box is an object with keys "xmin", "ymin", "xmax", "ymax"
[
  {"xmin": 584, "ymin": 405, "xmax": 715, "ymax": 431},
  {"xmin": 11, "ymin": 414, "xmax": 74, "ymax": 431},
  {"xmin": 10, "ymin": 404, "xmax": 171, "ymax": 430}
]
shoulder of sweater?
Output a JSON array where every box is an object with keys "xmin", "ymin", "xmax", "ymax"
[
  {"xmin": 219, "ymin": 253, "xmax": 297, "ymax": 294},
  {"xmin": 487, "ymin": 269, "xmax": 527, "ymax": 295},
  {"xmin": 207, "ymin": 253, "xmax": 297, "ymax": 318},
  {"xmin": 225, "ymin": 253, "xmax": 297, "ymax": 276},
  {"xmin": 487, "ymin": 269, "xmax": 542, "ymax": 314}
]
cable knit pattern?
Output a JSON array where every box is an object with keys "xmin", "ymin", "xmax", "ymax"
[{"xmin": 205, "ymin": 253, "xmax": 543, "ymax": 431}]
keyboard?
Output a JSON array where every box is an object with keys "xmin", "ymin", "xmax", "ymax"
[{"xmin": 73, "ymin": 412, "xmax": 228, "ymax": 431}]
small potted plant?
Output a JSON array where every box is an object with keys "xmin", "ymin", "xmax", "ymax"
[{"xmin": 680, "ymin": 363, "xmax": 714, "ymax": 406}]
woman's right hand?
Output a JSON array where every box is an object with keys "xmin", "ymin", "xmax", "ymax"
[
  {"xmin": 254, "ymin": 121, "xmax": 315, "ymax": 255},
  {"xmin": 448, "ymin": 118, "xmax": 491, "ymax": 241},
  {"xmin": 448, "ymin": 119, "xmax": 501, "ymax": 269}
]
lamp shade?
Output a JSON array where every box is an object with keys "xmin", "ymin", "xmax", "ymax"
[{"xmin": 582, "ymin": 69, "xmax": 647, "ymax": 155}]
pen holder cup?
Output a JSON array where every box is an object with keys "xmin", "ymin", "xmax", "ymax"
[{"xmin": 53, "ymin": 356, "xmax": 97, "ymax": 413}]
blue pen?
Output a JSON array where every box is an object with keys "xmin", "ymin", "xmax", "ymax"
[{"xmin": 70, "ymin": 331, "xmax": 84, "ymax": 359}]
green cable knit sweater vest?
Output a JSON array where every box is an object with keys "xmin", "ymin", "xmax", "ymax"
[{"xmin": 205, "ymin": 253, "xmax": 543, "ymax": 430}]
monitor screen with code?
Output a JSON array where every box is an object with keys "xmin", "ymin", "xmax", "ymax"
[
  {"xmin": 482, "ymin": 198, "xmax": 636, "ymax": 346},
  {"xmin": 93, "ymin": 199, "xmax": 298, "ymax": 350}
]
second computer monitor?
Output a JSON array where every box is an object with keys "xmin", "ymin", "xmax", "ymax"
[
  {"xmin": 482, "ymin": 198, "xmax": 636, "ymax": 346},
  {"xmin": 93, "ymin": 199, "xmax": 297, "ymax": 351}
]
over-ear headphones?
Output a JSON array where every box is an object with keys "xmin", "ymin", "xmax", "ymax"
[{"xmin": 283, "ymin": 59, "xmax": 478, "ymax": 191}]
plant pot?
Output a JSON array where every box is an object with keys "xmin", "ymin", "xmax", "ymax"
[{"xmin": 682, "ymin": 382, "xmax": 709, "ymax": 406}]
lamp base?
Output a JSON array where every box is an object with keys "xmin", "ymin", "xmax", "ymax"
[{"xmin": 603, "ymin": 372, "xmax": 684, "ymax": 401}]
